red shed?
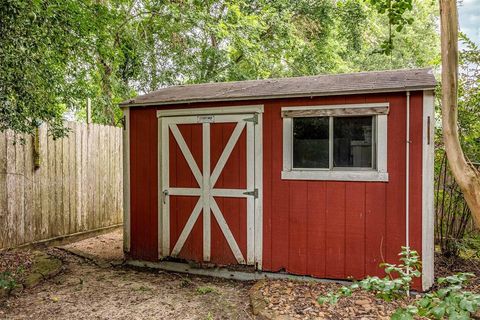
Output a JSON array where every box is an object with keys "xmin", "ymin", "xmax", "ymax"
[{"xmin": 120, "ymin": 68, "xmax": 436, "ymax": 291}]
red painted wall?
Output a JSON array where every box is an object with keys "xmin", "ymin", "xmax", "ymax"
[
  {"xmin": 129, "ymin": 107, "xmax": 158, "ymax": 260},
  {"xmin": 127, "ymin": 92, "xmax": 424, "ymax": 286}
]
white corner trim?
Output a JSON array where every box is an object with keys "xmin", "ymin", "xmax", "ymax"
[
  {"xmin": 122, "ymin": 108, "xmax": 131, "ymax": 253},
  {"xmin": 281, "ymin": 102, "xmax": 389, "ymax": 112},
  {"xmin": 422, "ymin": 90, "xmax": 435, "ymax": 291},
  {"xmin": 156, "ymin": 105, "xmax": 264, "ymax": 117},
  {"xmin": 281, "ymin": 170, "xmax": 388, "ymax": 182},
  {"xmin": 254, "ymin": 112, "xmax": 263, "ymax": 270},
  {"xmin": 157, "ymin": 116, "xmax": 162, "ymax": 259}
]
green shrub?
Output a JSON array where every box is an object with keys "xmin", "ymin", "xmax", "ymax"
[
  {"xmin": 318, "ymin": 247, "xmax": 421, "ymax": 304},
  {"xmin": 392, "ymin": 273, "xmax": 480, "ymax": 320}
]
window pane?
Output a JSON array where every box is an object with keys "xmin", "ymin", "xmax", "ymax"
[
  {"xmin": 293, "ymin": 117, "xmax": 329, "ymax": 168},
  {"xmin": 333, "ymin": 116, "xmax": 373, "ymax": 168}
]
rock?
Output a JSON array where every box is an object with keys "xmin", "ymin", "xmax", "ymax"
[
  {"xmin": 354, "ymin": 299, "xmax": 371, "ymax": 306},
  {"xmin": 24, "ymin": 252, "xmax": 62, "ymax": 288}
]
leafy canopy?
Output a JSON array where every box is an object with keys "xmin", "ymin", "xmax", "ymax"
[{"xmin": 0, "ymin": 0, "xmax": 439, "ymax": 138}]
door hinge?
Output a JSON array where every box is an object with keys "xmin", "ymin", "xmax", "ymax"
[
  {"xmin": 243, "ymin": 188, "xmax": 258, "ymax": 198},
  {"xmin": 243, "ymin": 114, "xmax": 258, "ymax": 125}
]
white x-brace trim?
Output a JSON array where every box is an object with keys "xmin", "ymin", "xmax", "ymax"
[{"xmin": 160, "ymin": 114, "xmax": 257, "ymax": 265}]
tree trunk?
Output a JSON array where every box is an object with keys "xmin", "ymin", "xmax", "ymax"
[{"xmin": 439, "ymin": 0, "xmax": 480, "ymax": 227}]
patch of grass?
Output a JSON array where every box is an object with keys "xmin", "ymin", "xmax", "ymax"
[
  {"xmin": 196, "ymin": 286, "xmax": 216, "ymax": 295},
  {"xmin": 204, "ymin": 312, "xmax": 214, "ymax": 320}
]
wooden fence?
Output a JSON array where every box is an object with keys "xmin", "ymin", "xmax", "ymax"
[{"xmin": 0, "ymin": 122, "xmax": 123, "ymax": 250}]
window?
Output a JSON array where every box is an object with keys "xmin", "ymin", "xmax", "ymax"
[{"xmin": 282, "ymin": 103, "xmax": 388, "ymax": 181}]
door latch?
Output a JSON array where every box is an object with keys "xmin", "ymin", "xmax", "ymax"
[
  {"xmin": 243, "ymin": 189, "xmax": 258, "ymax": 199},
  {"xmin": 162, "ymin": 189, "xmax": 169, "ymax": 204}
]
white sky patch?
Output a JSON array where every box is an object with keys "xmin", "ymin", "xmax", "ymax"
[{"xmin": 458, "ymin": 0, "xmax": 480, "ymax": 44}]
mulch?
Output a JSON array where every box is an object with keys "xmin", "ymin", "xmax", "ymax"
[
  {"xmin": 434, "ymin": 253, "xmax": 480, "ymax": 292},
  {"xmin": 254, "ymin": 279, "xmax": 415, "ymax": 319},
  {"xmin": 0, "ymin": 250, "xmax": 34, "ymax": 284},
  {"xmin": 254, "ymin": 254, "xmax": 480, "ymax": 319}
]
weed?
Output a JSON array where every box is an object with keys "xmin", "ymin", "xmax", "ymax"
[
  {"xmin": 197, "ymin": 286, "xmax": 216, "ymax": 295},
  {"xmin": 204, "ymin": 312, "xmax": 214, "ymax": 320},
  {"xmin": 0, "ymin": 271, "xmax": 17, "ymax": 291},
  {"xmin": 180, "ymin": 278, "xmax": 193, "ymax": 288},
  {"xmin": 392, "ymin": 273, "xmax": 480, "ymax": 319},
  {"xmin": 318, "ymin": 247, "xmax": 421, "ymax": 304}
]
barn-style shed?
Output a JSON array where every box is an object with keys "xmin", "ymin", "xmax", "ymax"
[{"xmin": 120, "ymin": 68, "xmax": 436, "ymax": 291}]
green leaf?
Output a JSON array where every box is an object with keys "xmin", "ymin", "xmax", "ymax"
[{"xmin": 391, "ymin": 308, "xmax": 414, "ymax": 320}]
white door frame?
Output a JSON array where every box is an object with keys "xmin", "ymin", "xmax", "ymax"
[{"xmin": 157, "ymin": 105, "xmax": 264, "ymax": 269}]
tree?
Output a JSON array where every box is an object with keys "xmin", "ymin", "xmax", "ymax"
[
  {"xmin": 1, "ymin": 0, "xmax": 439, "ymax": 138},
  {"xmin": 439, "ymin": 0, "xmax": 480, "ymax": 227}
]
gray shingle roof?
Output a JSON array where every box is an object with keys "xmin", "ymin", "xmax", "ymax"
[{"xmin": 120, "ymin": 68, "xmax": 436, "ymax": 107}]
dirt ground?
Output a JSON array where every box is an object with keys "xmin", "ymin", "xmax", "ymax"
[
  {"xmin": 4, "ymin": 230, "xmax": 479, "ymax": 320},
  {"xmin": 0, "ymin": 231, "xmax": 255, "ymax": 320}
]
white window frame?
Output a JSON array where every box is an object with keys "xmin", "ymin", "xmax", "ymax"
[{"xmin": 281, "ymin": 103, "xmax": 389, "ymax": 182}]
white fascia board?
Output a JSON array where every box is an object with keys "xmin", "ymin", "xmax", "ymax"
[{"xmin": 156, "ymin": 105, "xmax": 264, "ymax": 117}]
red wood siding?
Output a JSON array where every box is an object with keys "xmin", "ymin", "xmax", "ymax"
[
  {"xmin": 127, "ymin": 91, "xmax": 425, "ymax": 287},
  {"xmin": 129, "ymin": 107, "xmax": 158, "ymax": 260}
]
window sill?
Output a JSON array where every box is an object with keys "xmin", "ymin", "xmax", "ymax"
[{"xmin": 281, "ymin": 170, "xmax": 389, "ymax": 182}]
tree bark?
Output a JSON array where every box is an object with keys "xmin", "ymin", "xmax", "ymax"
[{"xmin": 439, "ymin": 0, "xmax": 480, "ymax": 227}]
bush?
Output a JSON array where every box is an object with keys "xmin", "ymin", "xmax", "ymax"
[
  {"xmin": 392, "ymin": 273, "xmax": 480, "ymax": 319},
  {"xmin": 318, "ymin": 247, "xmax": 421, "ymax": 304}
]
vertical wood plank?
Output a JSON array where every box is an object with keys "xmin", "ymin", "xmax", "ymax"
[
  {"xmin": 81, "ymin": 123, "xmax": 88, "ymax": 231},
  {"xmin": 62, "ymin": 124, "xmax": 70, "ymax": 235},
  {"xmin": 55, "ymin": 133, "xmax": 64, "ymax": 237},
  {"xmin": 6, "ymin": 131, "xmax": 17, "ymax": 247},
  {"xmin": 365, "ymin": 183, "xmax": 387, "ymax": 277},
  {"xmin": 325, "ymin": 182, "xmax": 346, "ymax": 279},
  {"xmin": 270, "ymin": 102, "xmax": 290, "ymax": 271},
  {"xmin": 306, "ymin": 181, "xmax": 326, "ymax": 277},
  {"xmin": 33, "ymin": 127, "xmax": 43, "ymax": 241},
  {"xmin": 23, "ymin": 133, "xmax": 34, "ymax": 244},
  {"xmin": 97, "ymin": 124, "xmax": 102, "ymax": 228},
  {"xmin": 15, "ymin": 134, "xmax": 25, "ymax": 246},
  {"xmin": 70, "ymin": 122, "xmax": 78, "ymax": 233},
  {"xmin": 75, "ymin": 122, "xmax": 82, "ymax": 232},
  {"xmin": 48, "ymin": 133, "xmax": 55, "ymax": 238},
  {"xmin": 345, "ymin": 182, "xmax": 366, "ymax": 279},
  {"xmin": 118, "ymin": 127, "xmax": 123, "ymax": 224},
  {"xmin": 40, "ymin": 125, "xmax": 49, "ymax": 239},
  {"xmin": 0, "ymin": 131, "xmax": 7, "ymax": 248},
  {"xmin": 113, "ymin": 128, "xmax": 119, "ymax": 223},
  {"xmin": 102, "ymin": 125, "xmax": 108, "ymax": 227},
  {"xmin": 288, "ymin": 180, "xmax": 308, "ymax": 275},
  {"xmin": 88, "ymin": 124, "xmax": 94, "ymax": 230},
  {"xmin": 95, "ymin": 124, "xmax": 101, "ymax": 229}
]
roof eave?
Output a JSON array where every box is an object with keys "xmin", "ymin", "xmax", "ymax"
[{"xmin": 119, "ymin": 85, "xmax": 436, "ymax": 108}]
